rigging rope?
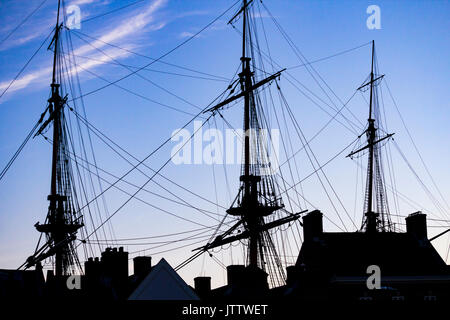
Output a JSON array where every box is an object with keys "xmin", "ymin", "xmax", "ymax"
[
  {"xmin": 0, "ymin": 111, "xmax": 46, "ymax": 182},
  {"xmin": 0, "ymin": 27, "xmax": 54, "ymax": 101},
  {"xmin": 68, "ymin": 0, "xmax": 241, "ymax": 102},
  {"xmin": 0, "ymin": 0, "xmax": 49, "ymax": 47}
]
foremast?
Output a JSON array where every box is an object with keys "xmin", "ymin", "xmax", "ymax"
[{"xmin": 24, "ymin": 0, "xmax": 83, "ymax": 277}]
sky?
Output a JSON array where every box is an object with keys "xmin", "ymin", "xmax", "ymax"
[{"xmin": 0, "ymin": 0, "xmax": 449, "ymax": 289}]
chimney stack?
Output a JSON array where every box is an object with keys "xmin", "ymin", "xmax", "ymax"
[
  {"xmin": 194, "ymin": 276, "xmax": 211, "ymax": 297},
  {"xmin": 406, "ymin": 211, "xmax": 427, "ymax": 240},
  {"xmin": 226, "ymin": 265, "xmax": 245, "ymax": 286},
  {"xmin": 286, "ymin": 265, "xmax": 298, "ymax": 286},
  {"xmin": 133, "ymin": 256, "xmax": 152, "ymax": 279},
  {"xmin": 303, "ymin": 210, "xmax": 323, "ymax": 242}
]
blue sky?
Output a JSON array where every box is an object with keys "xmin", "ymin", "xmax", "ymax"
[{"xmin": 0, "ymin": 0, "xmax": 449, "ymax": 288}]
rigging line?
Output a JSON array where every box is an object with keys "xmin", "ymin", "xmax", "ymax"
[
  {"xmin": 79, "ymin": 113, "xmax": 215, "ymax": 244},
  {"xmin": 218, "ymin": 110, "xmax": 339, "ymax": 230},
  {"xmin": 129, "ymin": 234, "xmax": 213, "ymax": 256},
  {"xmin": 71, "ymin": 29, "xmax": 230, "ymax": 81},
  {"xmin": 65, "ymin": 147, "xmax": 224, "ymax": 218},
  {"xmin": 389, "ymin": 214, "xmax": 450, "ymax": 223},
  {"xmin": 68, "ymin": 0, "xmax": 240, "ymax": 102},
  {"xmin": 210, "ymin": 253, "xmax": 228, "ymax": 270},
  {"xmin": 258, "ymin": 0, "xmax": 363, "ymax": 131},
  {"xmin": 63, "ymin": 112, "xmax": 104, "ymax": 252},
  {"xmin": 69, "ymin": 103, "xmax": 228, "ymax": 210},
  {"xmin": 60, "ymin": 46, "xmax": 108, "ymax": 250},
  {"xmin": 61, "ymin": 51, "xmax": 228, "ymax": 82},
  {"xmin": 281, "ymin": 89, "xmax": 357, "ymax": 230},
  {"xmin": 219, "ymin": 112, "xmax": 345, "ymax": 232},
  {"xmin": 175, "ymin": 250, "xmax": 204, "ymax": 271},
  {"xmin": 63, "ymin": 28, "xmax": 118, "ymax": 245},
  {"xmin": 285, "ymin": 112, "xmax": 350, "ymax": 231},
  {"xmin": 125, "ymin": 230, "xmax": 214, "ymax": 255},
  {"xmin": 277, "ymin": 136, "xmax": 358, "ymax": 206},
  {"xmin": 446, "ymin": 233, "xmax": 450, "ymax": 262},
  {"xmin": 277, "ymin": 98, "xmax": 305, "ymax": 216},
  {"xmin": 87, "ymin": 233, "xmax": 215, "ymax": 246},
  {"xmin": 44, "ymin": 131, "xmax": 224, "ymax": 229},
  {"xmin": 0, "ymin": 110, "xmax": 45, "ymax": 181},
  {"xmin": 68, "ymin": 110, "xmax": 228, "ymax": 215},
  {"xmin": 279, "ymin": 87, "xmax": 358, "ymax": 170},
  {"xmin": 353, "ymin": 149, "xmax": 360, "ymax": 221},
  {"xmin": 393, "ymin": 141, "xmax": 449, "ymax": 220},
  {"xmin": 255, "ymin": 83, "xmax": 298, "ymax": 216},
  {"xmin": 0, "ymin": 26, "xmax": 55, "ymax": 100},
  {"xmin": 286, "ymin": 41, "xmax": 373, "ymax": 70},
  {"xmin": 391, "ymin": 141, "xmax": 446, "ymax": 220},
  {"xmin": 385, "ymin": 79, "xmax": 450, "ymax": 214},
  {"xmin": 351, "ymin": 158, "xmax": 449, "ymax": 228},
  {"xmin": 84, "ymin": 226, "xmax": 218, "ymax": 242},
  {"xmin": 71, "ymin": 31, "xmax": 204, "ymax": 112},
  {"xmin": 213, "ymin": 116, "xmax": 233, "ymax": 203},
  {"xmin": 230, "ymin": 24, "xmax": 362, "ymax": 135},
  {"xmin": 395, "ymin": 224, "xmax": 450, "ymax": 228},
  {"xmin": 263, "ymin": 10, "xmax": 364, "ymax": 132},
  {"xmin": 70, "ymin": 100, "xmax": 210, "ymax": 227},
  {"xmin": 63, "ymin": 143, "xmax": 228, "ymax": 222},
  {"xmin": 132, "ymin": 238, "xmax": 214, "ymax": 258},
  {"xmin": 0, "ymin": 0, "xmax": 49, "ymax": 47},
  {"xmin": 208, "ymin": 121, "xmax": 222, "ymax": 218},
  {"xmin": 378, "ymin": 77, "xmax": 401, "ymax": 225},
  {"xmin": 283, "ymin": 75, "xmax": 360, "ymax": 135},
  {"xmin": 60, "ymin": 42, "xmax": 111, "ymax": 246},
  {"xmin": 273, "ymin": 82, "xmax": 305, "ymax": 212},
  {"xmin": 73, "ymin": 63, "xmax": 202, "ymax": 118},
  {"xmin": 83, "ymin": 0, "xmax": 148, "ymax": 24}
]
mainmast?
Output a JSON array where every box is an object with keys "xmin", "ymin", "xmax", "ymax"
[
  {"xmin": 348, "ymin": 40, "xmax": 394, "ymax": 233},
  {"xmin": 198, "ymin": 0, "xmax": 301, "ymax": 277},
  {"xmin": 24, "ymin": 0, "xmax": 83, "ymax": 277},
  {"xmin": 49, "ymin": 0, "xmax": 64, "ymax": 277},
  {"xmin": 240, "ymin": 0, "xmax": 259, "ymax": 267}
]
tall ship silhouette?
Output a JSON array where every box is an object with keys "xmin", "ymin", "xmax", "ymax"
[{"xmin": 0, "ymin": 0, "xmax": 448, "ymax": 303}]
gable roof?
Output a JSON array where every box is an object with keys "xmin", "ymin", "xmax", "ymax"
[{"xmin": 128, "ymin": 258, "xmax": 199, "ymax": 300}]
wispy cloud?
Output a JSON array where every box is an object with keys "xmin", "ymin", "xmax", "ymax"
[
  {"xmin": 67, "ymin": 0, "xmax": 97, "ymax": 6},
  {"xmin": 175, "ymin": 10, "xmax": 209, "ymax": 19},
  {"xmin": 0, "ymin": 14, "xmax": 55, "ymax": 52},
  {"xmin": 250, "ymin": 12, "xmax": 271, "ymax": 19},
  {"xmin": 178, "ymin": 31, "xmax": 200, "ymax": 39},
  {"xmin": 0, "ymin": 47, "xmax": 132, "ymax": 95},
  {"xmin": 178, "ymin": 19, "xmax": 227, "ymax": 39},
  {"xmin": 0, "ymin": 0, "xmax": 168, "ymax": 101}
]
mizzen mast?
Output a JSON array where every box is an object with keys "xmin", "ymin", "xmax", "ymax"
[{"xmin": 348, "ymin": 40, "xmax": 394, "ymax": 233}]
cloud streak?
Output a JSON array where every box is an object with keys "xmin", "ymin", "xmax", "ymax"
[{"xmin": 0, "ymin": 0, "xmax": 168, "ymax": 101}]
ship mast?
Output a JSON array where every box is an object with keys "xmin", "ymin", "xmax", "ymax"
[
  {"xmin": 240, "ymin": 0, "xmax": 258, "ymax": 267},
  {"xmin": 197, "ymin": 0, "xmax": 302, "ymax": 275},
  {"xmin": 366, "ymin": 40, "xmax": 377, "ymax": 233},
  {"xmin": 348, "ymin": 40, "xmax": 394, "ymax": 233},
  {"xmin": 49, "ymin": 0, "xmax": 64, "ymax": 277},
  {"xmin": 23, "ymin": 0, "xmax": 83, "ymax": 277}
]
